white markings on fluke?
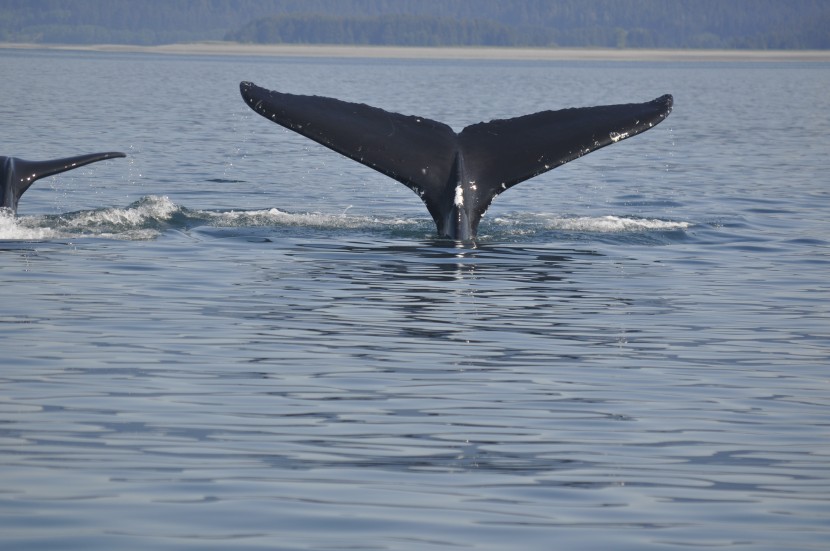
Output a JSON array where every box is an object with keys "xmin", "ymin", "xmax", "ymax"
[{"xmin": 454, "ymin": 185, "xmax": 464, "ymax": 207}]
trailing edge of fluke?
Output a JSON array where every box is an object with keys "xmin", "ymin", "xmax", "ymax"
[
  {"xmin": 240, "ymin": 81, "xmax": 673, "ymax": 240},
  {"xmin": 1, "ymin": 152, "xmax": 126, "ymax": 214}
]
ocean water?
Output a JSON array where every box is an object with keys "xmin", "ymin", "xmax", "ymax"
[{"xmin": 1, "ymin": 48, "xmax": 828, "ymax": 550}]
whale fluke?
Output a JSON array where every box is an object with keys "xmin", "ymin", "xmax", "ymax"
[
  {"xmin": 1, "ymin": 152, "xmax": 126, "ymax": 214},
  {"xmin": 240, "ymin": 81, "xmax": 672, "ymax": 240}
]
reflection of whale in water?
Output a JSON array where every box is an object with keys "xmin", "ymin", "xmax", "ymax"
[
  {"xmin": 240, "ymin": 81, "xmax": 673, "ymax": 241},
  {"xmin": 1, "ymin": 152, "xmax": 126, "ymax": 214}
]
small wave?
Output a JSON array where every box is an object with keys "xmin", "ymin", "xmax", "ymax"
[
  {"xmin": 2, "ymin": 196, "xmax": 182, "ymax": 241},
  {"xmin": 205, "ymin": 178, "xmax": 247, "ymax": 184},
  {"xmin": 56, "ymin": 195, "xmax": 182, "ymax": 230}
]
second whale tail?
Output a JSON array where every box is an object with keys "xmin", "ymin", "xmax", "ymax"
[
  {"xmin": 240, "ymin": 82, "xmax": 672, "ymax": 240},
  {"xmin": 1, "ymin": 152, "xmax": 126, "ymax": 214}
]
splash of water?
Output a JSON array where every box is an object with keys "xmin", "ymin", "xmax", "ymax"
[
  {"xmin": 1, "ymin": 195, "xmax": 690, "ymax": 242},
  {"xmin": 0, "ymin": 209, "xmax": 60, "ymax": 240}
]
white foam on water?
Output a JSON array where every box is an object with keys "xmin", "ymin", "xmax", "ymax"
[
  {"xmin": 58, "ymin": 195, "xmax": 180, "ymax": 230},
  {"xmin": 3, "ymin": 195, "xmax": 689, "ymax": 242},
  {"xmin": 1, "ymin": 196, "xmax": 181, "ymax": 241},
  {"xmin": 203, "ymin": 207, "xmax": 423, "ymax": 231},
  {"xmin": 493, "ymin": 214, "xmax": 690, "ymax": 233},
  {"xmin": 0, "ymin": 209, "xmax": 60, "ymax": 240}
]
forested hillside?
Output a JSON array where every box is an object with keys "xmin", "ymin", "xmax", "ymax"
[{"xmin": 1, "ymin": 0, "xmax": 827, "ymax": 49}]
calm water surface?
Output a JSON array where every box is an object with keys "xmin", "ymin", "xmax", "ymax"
[{"xmin": 1, "ymin": 49, "xmax": 828, "ymax": 550}]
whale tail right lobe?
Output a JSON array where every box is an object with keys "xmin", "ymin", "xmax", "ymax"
[
  {"xmin": 240, "ymin": 82, "xmax": 672, "ymax": 239},
  {"xmin": 456, "ymin": 95, "xmax": 674, "ymax": 232}
]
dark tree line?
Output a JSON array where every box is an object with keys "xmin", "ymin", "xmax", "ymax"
[
  {"xmin": 1, "ymin": 0, "xmax": 828, "ymax": 49},
  {"xmin": 225, "ymin": 15, "xmax": 526, "ymax": 47}
]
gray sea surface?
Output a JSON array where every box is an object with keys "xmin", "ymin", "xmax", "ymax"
[{"xmin": 1, "ymin": 49, "xmax": 828, "ymax": 550}]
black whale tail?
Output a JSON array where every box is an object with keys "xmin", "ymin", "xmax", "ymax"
[
  {"xmin": 240, "ymin": 81, "xmax": 672, "ymax": 240},
  {"xmin": 1, "ymin": 152, "xmax": 127, "ymax": 213}
]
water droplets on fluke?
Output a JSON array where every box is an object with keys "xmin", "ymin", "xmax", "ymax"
[{"xmin": 1, "ymin": 195, "xmax": 690, "ymax": 242}]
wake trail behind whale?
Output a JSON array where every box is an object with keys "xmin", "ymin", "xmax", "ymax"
[{"xmin": 1, "ymin": 195, "xmax": 690, "ymax": 242}]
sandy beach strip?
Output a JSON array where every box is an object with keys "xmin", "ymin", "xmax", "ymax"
[{"xmin": 2, "ymin": 41, "xmax": 829, "ymax": 62}]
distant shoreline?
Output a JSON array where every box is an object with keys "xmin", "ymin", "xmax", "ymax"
[{"xmin": 2, "ymin": 41, "xmax": 829, "ymax": 62}]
